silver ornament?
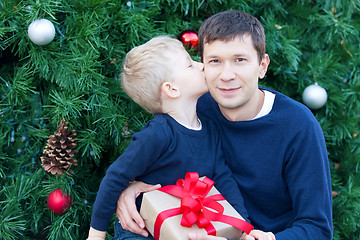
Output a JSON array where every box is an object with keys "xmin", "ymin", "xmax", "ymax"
[
  {"xmin": 28, "ymin": 19, "xmax": 55, "ymax": 45},
  {"xmin": 302, "ymin": 84, "xmax": 328, "ymax": 109}
]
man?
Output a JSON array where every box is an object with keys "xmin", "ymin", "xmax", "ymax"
[{"xmin": 116, "ymin": 10, "xmax": 333, "ymax": 240}]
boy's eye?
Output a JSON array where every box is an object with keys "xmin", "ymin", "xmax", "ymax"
[{"xmin": 236, "ymin": 58, "xmax": 245, "ymax": 62}]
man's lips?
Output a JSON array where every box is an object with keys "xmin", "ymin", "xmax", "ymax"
[{"xmin": 219, "ymin": 87, "xmax": 240, "ymax": 94}]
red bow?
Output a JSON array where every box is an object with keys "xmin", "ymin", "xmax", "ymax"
[{"xmin": 153, "ymin": 172, "xmax": 253, "ymax": 240}]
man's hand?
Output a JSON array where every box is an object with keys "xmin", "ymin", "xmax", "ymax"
[
  {"xmin": 241, "ymin": 230, "xmax": 276, "ymax": 240},
  {"xmin": 116, "ymin": 181, "xmax": 161, "ymax": 237}
]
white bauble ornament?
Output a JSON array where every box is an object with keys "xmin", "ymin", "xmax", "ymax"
[
  {"xmin": 28, "ymin": 19, "xmax": 55, "ymax": 45},
  {"xmin": 302, "ymin": 84, "xmax": 328, "ymax": 109}
]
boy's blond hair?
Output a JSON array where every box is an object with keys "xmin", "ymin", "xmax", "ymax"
[{"xmin": 121, "ymin": 36, "xmax": 184, "ymax": 114}]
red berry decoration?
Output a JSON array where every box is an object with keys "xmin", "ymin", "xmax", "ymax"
[
  {"xmin": 178, "ymin": 30, "xmax": 199, "ymax": 50},
  {"xmin": 47, "ymin": 188, "xmax": 72, "ymax": 215}
]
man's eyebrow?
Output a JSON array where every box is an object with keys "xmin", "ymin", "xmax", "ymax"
[
  {"xmin": 205, "ymin": 53, "xmax": 248, "ymax": 58},
  {"xmin": 233, "ymin": 52, "xmax": 249, "ymax": 57}
]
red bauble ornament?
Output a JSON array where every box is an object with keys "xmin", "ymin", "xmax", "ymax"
[
  {"xmin": 47, "ymin": 188, "xmax": 72, "ymax": 215},
  {"xmin": 178, "ymin": 30, "xmax": 199, "ymax": 50}
]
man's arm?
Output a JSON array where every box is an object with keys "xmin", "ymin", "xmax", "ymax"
[
  {"xmin": 275, "ymin": 116, "xmax": 333, "ymax": 239},
  {"xmin": 116, "ymin": 181, "xmax": 161, "ymax": 237}
]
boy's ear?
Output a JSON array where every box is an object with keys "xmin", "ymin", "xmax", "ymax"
[{"xmin": 161, "ymin": 82, "xmax": 180, "ymax": 99}]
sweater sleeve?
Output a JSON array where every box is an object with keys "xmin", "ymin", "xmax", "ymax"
[
  {"xmin": 275, "ymin": 116, "xmax": 333, "ymax": 239},
  {"xmin": 209, "ymin": 122, "xmax": 250, "ymax": 222},
  {"xmin": 213, "ymin": 151, "xmax": 250, "ymax": 222},
  {"xmin": 90, "ymin": 120, "xmax": 168, "ymax": 231}
]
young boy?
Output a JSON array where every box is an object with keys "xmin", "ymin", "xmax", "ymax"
[{"xmin": 87, "ymin": 36, "xmax": 274, "ymax": 240}]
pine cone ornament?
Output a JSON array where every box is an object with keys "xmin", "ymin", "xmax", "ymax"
[{"xmin": 41, "ymin": 119, "xmax": 78, "ymax": 175}]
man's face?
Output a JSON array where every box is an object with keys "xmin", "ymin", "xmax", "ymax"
[{"xmin": 202, "ymin": 35, "xmax": 269, "ymax": 120}]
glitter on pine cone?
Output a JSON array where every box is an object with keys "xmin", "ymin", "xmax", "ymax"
[{"xmin": 41, "ymin": 119, "xmax": 78, "ymax": 175}]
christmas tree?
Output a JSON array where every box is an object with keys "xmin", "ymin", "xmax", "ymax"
[{"xmin": 1, "ymin": 0, "xmax": 359, "ymax": 239}]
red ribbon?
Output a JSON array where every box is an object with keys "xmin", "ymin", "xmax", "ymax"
[{"xmin": 153, "ymin": 172, "xmax": 253, "ymax": 240}]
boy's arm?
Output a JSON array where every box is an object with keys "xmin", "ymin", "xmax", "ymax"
[
  {"xmin": 90, "ymin": 120, "xmax": 168, "ymax": 232},
  {"xmin": 87, "ymin": 227, "xmax": 107, "ymax": 240}
]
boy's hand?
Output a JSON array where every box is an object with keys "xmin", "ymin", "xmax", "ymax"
[
  {"xmin": 241, "ymin": 230, "xmax": 276, "ymax": 240},
  {"xmin": 87, "ymin": 227, "xmax": 106, "ymax": 240},
  {"xmin": 116, "ymin": 181, "xmax": 161, "ymax": 237}
]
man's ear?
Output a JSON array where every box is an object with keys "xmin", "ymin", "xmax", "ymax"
[
  {"xmin": 259, "ymin": 54, "xmax": 270, "ymax": 79},
  {"xmin": 161, "ymin": 82, "xmax": 180, "ymax": 99}
]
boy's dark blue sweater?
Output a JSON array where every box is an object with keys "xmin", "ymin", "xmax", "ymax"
[
  {"xmin": 197, "ymin": 88, "xmax": 333, "ymax": 240},
  {"xmin": 90, "ymin": 114, "xmax": 248, "ymax": 232}
]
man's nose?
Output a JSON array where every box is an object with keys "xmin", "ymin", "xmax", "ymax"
[{"xmin": 219, "ymin": 63, "xmax": 236, "ymax": 81}]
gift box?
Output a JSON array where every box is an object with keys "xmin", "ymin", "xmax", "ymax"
[{"xmin": 140, "ymin": 172, "xmax": 253, "ymax": 240}]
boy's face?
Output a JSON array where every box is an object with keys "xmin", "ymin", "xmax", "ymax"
[
  {"xmin": 202, "ymin": 35, "xmax": 269, "ymax": 118},
  {"xmin": 171, "ymin": 48, "xmax": 208, "ymax": 99}
]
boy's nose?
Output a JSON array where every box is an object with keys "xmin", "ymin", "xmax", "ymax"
[{"xmin": 197, "ymin": 62, "xmax": 204, "ymax": 70}]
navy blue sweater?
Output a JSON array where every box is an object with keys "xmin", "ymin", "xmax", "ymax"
[
  {"xmin": 90, "ymin": 114, "xmax": 248, "ymax": 231},
  {"xmin": 197, "ymin": 89, "xmax": 333, "ymax": 239}
]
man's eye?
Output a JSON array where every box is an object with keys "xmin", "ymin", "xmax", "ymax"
[
  {"xmin": 236, "ymin": 58, "xmax": 245, "ymax": 62},
  {"xmin": 209, "ymin": 59, "xmax": 219, "ymax": 64}
]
